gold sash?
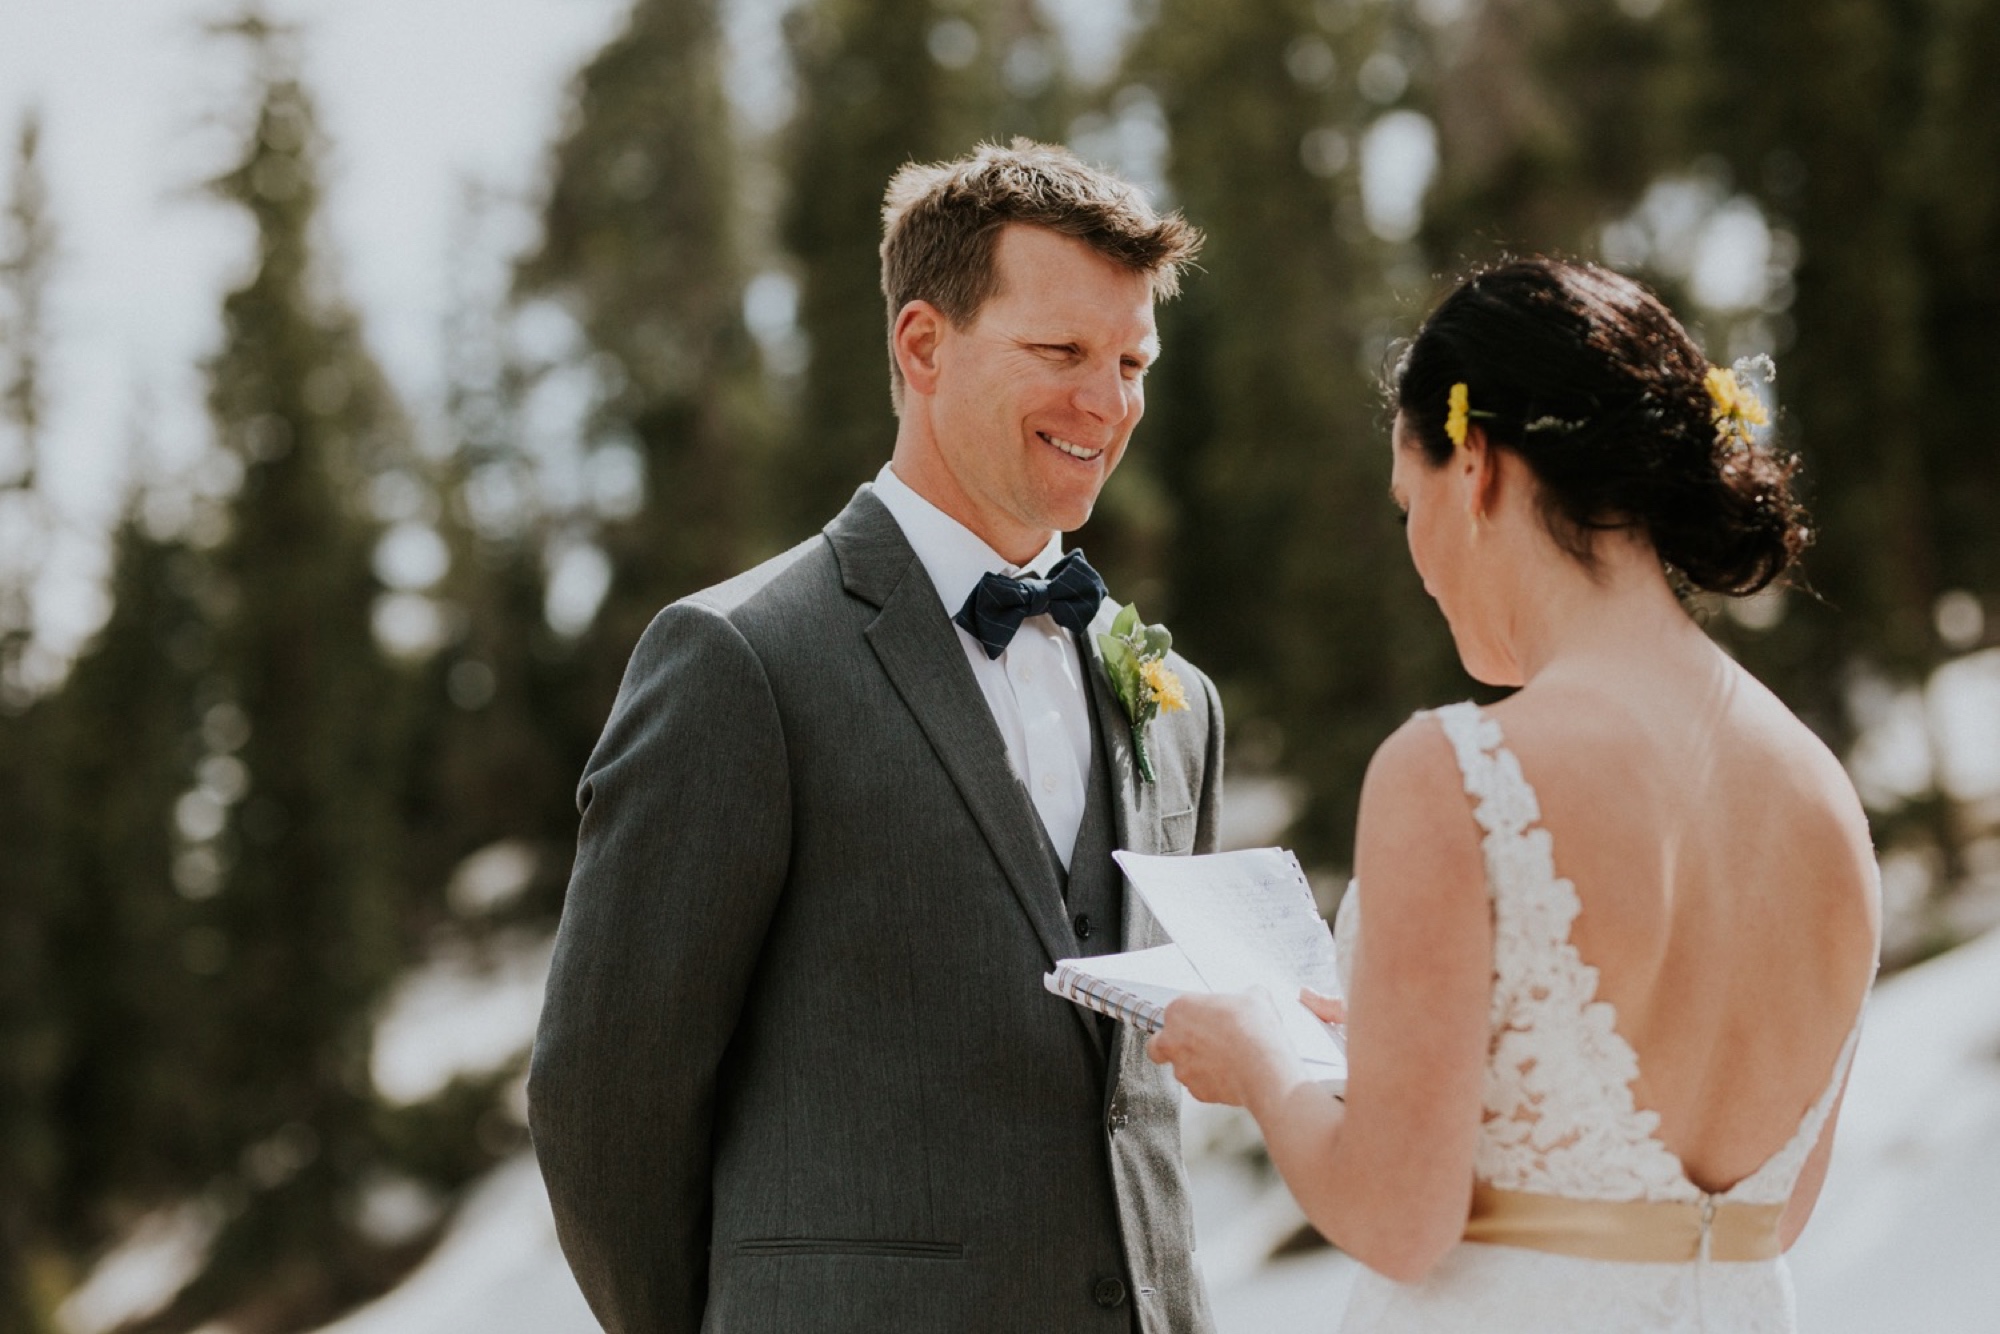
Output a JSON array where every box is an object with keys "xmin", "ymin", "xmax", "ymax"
[{"xmin": 1463, "ymin": 1183, "xmax": 1784, "ymax": 1263}]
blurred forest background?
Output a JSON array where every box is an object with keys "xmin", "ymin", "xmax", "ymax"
[{"xmin": 3, "ymin": 0, "xmax": 1999, "ymax": 1328}]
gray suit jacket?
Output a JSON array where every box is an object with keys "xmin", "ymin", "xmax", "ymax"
[{"xmin": 531, "ymin": 487, "xmax": 1223, "ymax": 1333}]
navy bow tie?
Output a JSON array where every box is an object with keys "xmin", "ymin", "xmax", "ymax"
[{"xmin": 954, "ymin": 549, "xmax": 1108, "ymax": 660}]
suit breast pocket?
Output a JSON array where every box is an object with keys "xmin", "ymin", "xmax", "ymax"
[{"xmin": 1159, "ymin": 806, "xmax": 1197, "ymax": 854}]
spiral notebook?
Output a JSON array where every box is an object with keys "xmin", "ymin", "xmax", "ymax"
[{"xmin": 1043, "ymin": 846, "xmax": 1347, "ymax": 1083}]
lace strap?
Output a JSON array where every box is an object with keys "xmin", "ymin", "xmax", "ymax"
[
  {"xmin": 1432, "ymin": 699, "xmax": 1589, "ymax": 1008},
  {"xmin": 1432, "ymin": 702, "xmax": 1544, "ymax": 841}
]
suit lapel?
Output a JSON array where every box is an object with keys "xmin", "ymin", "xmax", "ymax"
[{"xmin": 827, "ymin": 490, "xmax": 1081, "ymax": 977}]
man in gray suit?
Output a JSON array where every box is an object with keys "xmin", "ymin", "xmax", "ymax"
[{"xmin": 532, "ymin": 140, "xmax": 1220, "ymax": 1333}]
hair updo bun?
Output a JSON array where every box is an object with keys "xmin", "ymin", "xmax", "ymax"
[{"xmin": 1393, "ymin": 258, "xmax": 1810, "ymax": 596}]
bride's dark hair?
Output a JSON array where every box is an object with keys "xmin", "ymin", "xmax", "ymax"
[{"xmin": 1392, "ymin": 257, "xmax": 1810, "ymax": 596}]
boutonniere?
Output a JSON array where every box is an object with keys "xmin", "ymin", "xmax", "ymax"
[{"xmin": 1096, "ymin": 603, "xmax": 1189, "ymax": 784}]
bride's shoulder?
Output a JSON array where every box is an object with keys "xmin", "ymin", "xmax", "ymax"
[
  {"xmin": 1364, "ymin": 708, "xmax": 1470, "ymax": 790},
  {"xmin": 1353, "ymin": 712, "xmax": 1489, "ymax": 915},
  {"xmin": 1356, "ymin": 711, "xmax": 1486, "ymax": 845}
]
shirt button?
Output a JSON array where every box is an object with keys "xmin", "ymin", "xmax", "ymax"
[
  {"xmin": 1093, "ymin": 1276, "xmax": 1127, "ymax": 1308},
  {"xmin": 1019, "ymin": 663, "xmax": 1035, "ymax": 683},
  {"xmin": 1040, "ymin": 774, "xmax": 1058, "ymax": 793},
  {"xmin": 1074, "ymin": 913, "xmax": 1092, "ymax": 939}
]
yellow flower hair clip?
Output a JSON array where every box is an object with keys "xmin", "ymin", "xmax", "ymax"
[
  {"xmin": 1705, "ymin": 365, "xmax": 1771, "ymax": 445},
  {"xmin": 1445, "ymin": 382, "xmax": 1494, "ymax": 448}
]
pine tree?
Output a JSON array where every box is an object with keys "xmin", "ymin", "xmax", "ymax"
[
  {"xmin": 1416, "ymin": 0, "xmax": 1693, "ymax": 263},
  {"xmin": 0, "ymin": 104, "xmax": 63, "ymax": 1334},
  {"xmin": 515, "ymin": 0, "xmax": 766, "ymax": 723},
  {"xmin": 1128, "ymin": 0, "xmax": 1466, "ymax": 862},
  {"xmin": 1665, "ymin": 0, "xmax": 2000, "ymax": 693},
  {"xmin": 775, "ymin": 0, "xmax": 1070, "ymax": 542},
  {"xmin": 0, "ymin": 108, "xmax": 53, "ymax": 694},
  {"xmin": 123, "ymin": 16, "xmax": 421, "ymax": 1325},
  {"xmin": 41, "ymin": 518, "xmax": 215, "ymax": 1245},
  {"xmin": 399, "ymin": 200, "xmax": 585, "ymax": 922}
]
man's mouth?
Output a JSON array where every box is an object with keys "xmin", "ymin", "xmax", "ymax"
[{"xmin": 1039, "ymin": 431, "xmax": 1104, "ymax": 462}]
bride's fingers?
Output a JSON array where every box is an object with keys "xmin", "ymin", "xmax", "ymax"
[{"xmin": 1299, "ymin": 988, "xmax": 1347, "ymax": 1025}]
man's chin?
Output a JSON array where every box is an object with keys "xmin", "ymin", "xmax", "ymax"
[
  {"xmin": 1043, "ymin": 498, "xmax": 1100, "ymax": 537},
  {"xmin": 1035, "ymin": 477, "xmax": 1116, "ymax": 536}
]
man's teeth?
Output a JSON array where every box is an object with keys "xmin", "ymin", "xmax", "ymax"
[{"xmin": 1043, "ymin": 433, "xmax": 1103, "ymax": 460}]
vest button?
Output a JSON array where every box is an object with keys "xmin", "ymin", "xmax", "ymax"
[
  {"xmin": 1073, "ymin": 912, "xmax": 1092, "ymax": 939},
  {"xmin": 1093, "ymin": 1276, "xmax": 1127, "ymax": 1308}
]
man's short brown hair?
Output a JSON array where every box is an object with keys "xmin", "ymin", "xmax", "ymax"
[{"xmin": 879, "ymin": 139, "xmax": 1203, "ymax": 410}]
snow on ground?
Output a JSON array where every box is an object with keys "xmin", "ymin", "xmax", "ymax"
[
  {"xmin": 312, "ymin": 1155, "xmax": 596, "ymax": 1334},
  {"xmin": 369, "ymin": 927, "xmax": 551, "ymax": 1106},
  {"xmin": 294, "ymin": 921, "xmax": 2000, "ymax": 1334},
  {"xmin": 1787, "ymin": 924, "xmax": 2000, "ymax": 1332},
  {"xmin": 57, "ymin": 1202, "xmax": 222, "ymax": 1334}
]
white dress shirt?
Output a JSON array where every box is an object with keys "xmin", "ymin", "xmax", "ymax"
[{"xmin": 871, "ymin": 463, "xmax": 1097, "ymax": 869}]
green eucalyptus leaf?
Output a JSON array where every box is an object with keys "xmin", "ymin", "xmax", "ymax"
[
  {"xmin": 1094, "ymin": 636, "xmax": 1129, "ymax": 693},
  {"xmin": 1140, "ymin": 625, "xmax": 1172, "ymax": 659},
  {"xmin": 1099, "ymin": 635, "xmax": 1135, "ymax": 675},
  {"xmin": 1116, "ymin": 657, "xmax": 1145, "ymax": 705},
  {"xmin": 1110, "ymin": 602, "xmax": 1140, "ymax": 638}
]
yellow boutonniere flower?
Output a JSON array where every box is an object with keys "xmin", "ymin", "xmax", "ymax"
[{"xmin": 1139, "ymin": 657, "xmax": 1189, "ymax": 715}]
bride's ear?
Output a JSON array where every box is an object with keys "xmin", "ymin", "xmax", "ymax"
[{"xmin": 1459, "ymin": 425, "xmax": 1501, "ymax": 521}]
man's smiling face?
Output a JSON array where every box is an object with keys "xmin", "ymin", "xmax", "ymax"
[{"xmin": 922, "ymin": 224, "xmax": 1158, "ymax": 562}]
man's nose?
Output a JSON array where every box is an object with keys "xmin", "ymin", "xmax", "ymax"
[{"xmin": 1074, "ymin": 360, "xmax": 1133, "ymax": 424}]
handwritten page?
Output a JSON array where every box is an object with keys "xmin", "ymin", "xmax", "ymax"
[{"xmin": 1112, "ymin": 847, "xmax": 1345, "ymax": 1070}]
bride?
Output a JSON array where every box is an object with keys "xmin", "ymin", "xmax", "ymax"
[{"xmin": 1149, "ymin": 258, "xmax": 1880, "ymax": 1332}]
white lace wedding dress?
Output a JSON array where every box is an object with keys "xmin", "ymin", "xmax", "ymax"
[{"xmin": 1330, "ymin": 703, "xmax": 1865, "ymax": 1333}]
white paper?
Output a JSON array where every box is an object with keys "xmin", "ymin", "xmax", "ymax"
[{"xmin": 1112, "ymin": 847, "xmax": 1347, "ymax": 1073}]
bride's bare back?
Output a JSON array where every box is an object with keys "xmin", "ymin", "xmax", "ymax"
[{"xmin": 1490, "ymin": 632, "xmax": 1879, "ymax": 1196}]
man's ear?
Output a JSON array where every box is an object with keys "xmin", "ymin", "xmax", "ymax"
[{"xmin": 892, "ymin": 301, "xmax": 946, "ymax": 398}]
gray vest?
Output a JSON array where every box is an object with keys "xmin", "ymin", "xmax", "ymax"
[
  {"xmin": 1036, "ymin": 668, "xmax": 1126, "ymax": 1043},
  {"xmin": 1061, "ymin": 722, "xmax": 1123, "ymax": 934}
]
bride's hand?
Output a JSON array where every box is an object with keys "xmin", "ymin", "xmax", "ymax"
[
  {"xmin": 1300, "ymin": 988, "xmax": 1346, "ymax": 1027},
  {"xmin": 1147, "ymin": 989, "xmax": 1296, "ymax": 1109}
]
